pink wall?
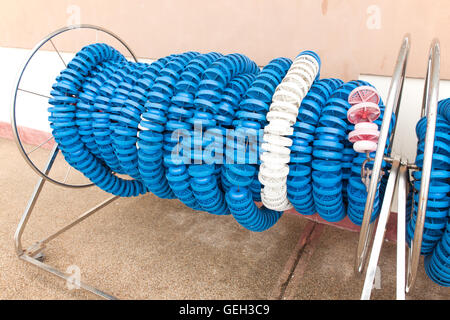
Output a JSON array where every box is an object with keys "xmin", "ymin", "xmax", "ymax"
[{"xmin": 1, "ymin": 0, "xmax": 449, "ymax": 80}]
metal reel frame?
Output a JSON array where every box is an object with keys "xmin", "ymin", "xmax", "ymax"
[
  {"xmin": 355, "ymin": 34, "xmax": 410, "ymax": 274},
  {"xmin": 11, "ymin": 24, "xmax": 138, "ymax": 188},
  {"xmin": 406, "ymin": 39, "xmax": 440, "ymax": 293},
  {"xmin": 357, "ymin": 37, "xmax": 441, "ymax": 299},
  {"xmin": 13, "ymin": 24, "xmax": 140, "ymax": 300}
]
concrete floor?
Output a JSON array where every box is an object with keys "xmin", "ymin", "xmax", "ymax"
[{"xmin": 0, "ymin": 137, "xmax": 448, "ymax": 300}]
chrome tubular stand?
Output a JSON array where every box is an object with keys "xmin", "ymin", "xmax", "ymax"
[
  {"xmin": 11, "ymin": 25, "xmax": 138, "ymax": 300},
  {"xmin": 355, "ymin": 34, "xmax": 410, "ymax": 276},
  {"xmin": 357, "ymin": 38, "xmax": 441, "ymax": 299},
  {"xmin": 14, "ymin": 148, "xmax": 119, "ymax": 299},
  {"xmin": 14, "ymin": 144, "xmax": 119, "ymax": 300}
]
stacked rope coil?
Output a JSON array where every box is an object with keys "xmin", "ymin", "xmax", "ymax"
[
  {"xmin": 50, "ymin": 44, "xmax": 147, "ymax": 196},
  {"xmin": 312, "ymin": 80, "xmax": 362, "ymax": 222},
  {"xmin": 165, "ymin": 52, "xmax": 222, "ymax": 211},
  {"xmin": 187, "ymin": 53, "xmax": 260, "ymax": 216},
  {"xmin": 408, "ymin": 98, "xmax": 449, "ymax": 286},
  {"xmin": 225, "ymin": 57, "xmax": 292, "ymax": 231},
  {"xmin": 47, "ymin": 42, "xmax": 450, "ymax": 288},
  {"xmin": 49, "ymin": 43, "xmax": 394, "ymax": 232},
  {"xmin": 425, "ymin": 221, "xmax": 450, "ymax": 287},
  {"xmin": 287, "ymin": 79, "xmax": 343, "ymax": 216},
  {"xmin": 408, "ymin": 100, "xmax": 450, "ymax": 254}
]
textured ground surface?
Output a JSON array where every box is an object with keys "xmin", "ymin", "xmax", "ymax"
[{"xmin": 0, "ymin": 137, "xmax": 448, "ymax": 300}]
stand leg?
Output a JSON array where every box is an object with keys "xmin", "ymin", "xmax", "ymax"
[
  {"xmin": 14, "ymin": 144, "xmax": 119, "ymax": 300},
  {"xmin": 20, "ymin": 254, "xmax": 117, "ymax": 300},
  {"xmin": 361, "ymin": 160, "xmax": 400, "ymax": 300},
  {"xmin": 396, "ymin": 163, "xmax": 407, "ymax": 300},
  {"xmin": 14, "ymin": 144, "xmax": 59, "ymax": 255}
]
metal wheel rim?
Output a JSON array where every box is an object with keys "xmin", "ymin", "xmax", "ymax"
[{"xmin": 11, "ymin": 24, "xmax": 138, "ymax": 188}]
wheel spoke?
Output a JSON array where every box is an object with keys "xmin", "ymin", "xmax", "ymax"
[
  {"xmin": 26, "ymin": 136, "xmax": 54, "ymax": 156},
  {"xmin": 49, "ymin": 39, "xmax": 67, "ymax": 67},
  {"xmin": 18, "ymin": 88, "xmax": 51, "ymax": 99},
  {"xmin": 63, "ymin": 165, "xmax": 72, "ymax": 183}
]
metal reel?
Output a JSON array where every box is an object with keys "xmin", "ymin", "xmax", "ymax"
[
  {"xmin": 354, "ymin": 34, "xmax": 410, "ymax": 273},
  {"xmin": 359, "ymin": 38, "xmax": 441, "ymax": 299},
  {"xmin": 10, "ymin": 24, "xmax": 138, "ymax": 188},
  {"xmin": 406, "ymin": 39, "xmax": 440, "ymax": 293}
]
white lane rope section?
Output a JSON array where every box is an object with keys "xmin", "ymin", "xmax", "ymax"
[{"xmin": 259, "ymin": 53, "xmax": 320, "ymax": 211}]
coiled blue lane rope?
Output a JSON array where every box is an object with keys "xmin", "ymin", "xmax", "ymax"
[
  {"xmin": 310, "ymin": 80, "xmax": 395, "ymax": 223},
  {"xmin": 287, "ymin": 78, "xmax": 343, "ymax": 216},
  {"xmin": 165, "ymin": 52, "xmax": 223, "ymax": 211},
  {"xmin": 311, "ymin": 80, "xmax": 361, "ymax": 222},
  {"xmin": 188, "ymin": 74, "xmax": 254, "ymax": 215},
  {"xmin": 111, "ymin": 62, "xmax": 160, "ymax": 181},
  {"xmin": 425, "ymin": 220, "xmax": 450, "ymax": 287},
  {"xmin": 237, "ymin": 57, "xmax": 293, "ymax": 202},
  {"xmin": 49, "ymin": 46, "xmax": 448, "ymax": 286},
  {"xmin": 224, "ymin": 57, "xmax": 292, "ymax": 231},
  {"xmin": 437, "ymin": 98, "xmax": 450, "ymax": 123},
  {"xmin": 403, "ymin": 98, "xmax": 450, "ymax": 287},
  {"xmin": 90, "ymin": 60, "xmax": 128, "ymax": 175},
  {"xmin": 407, "ymin": 102, "xmax": 450, "ymax": 255},
  {"xmin": 139, "ymin": 51, "xmax": 200, "ymax": 199},
  {"xmin": 185, "ymin": 54, "xmax": 259, "ymax": 215},
  {"xmin": 50, "ymin": 44, "xmax": 146, "ymax": 197},
  {"xmin": 50, "ymin": 43, "xmax": 393, "ymax": 231}
]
